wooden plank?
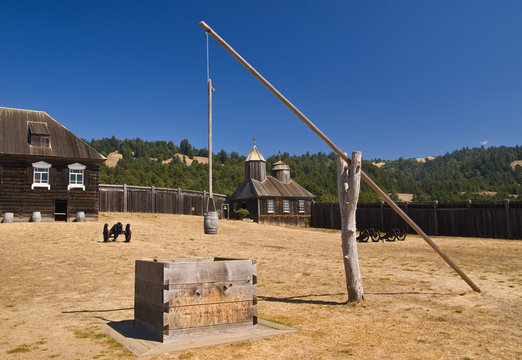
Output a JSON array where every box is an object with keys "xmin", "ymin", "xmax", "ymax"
[
  {"xmin": 166, "ymin": 282, "xmax": 256, "ymax": 306},
  {"xmin": 164, "ymin": 301, "xmax": 256, "ymax": 329},
  {"xmin": 135, "ymin": 279, "xmax": 165, "ymax": 305},
  {"xmin": 164, "ymin": 260, "xmax": 256, "ymax": 284},
  {"xmin": 134, "ymin": 318, "xmax": 164, "ymax": 342},
  {"xmin": 134, "ymin": 299, "xmax": 164, "ymax": 329},
  {"xmin": 135, "ymin": 260, "xmax": 165, "ymax": 284}
]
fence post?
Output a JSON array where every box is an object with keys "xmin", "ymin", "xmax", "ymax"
[
  {"xmin": 202, "ymin": 191, "xmax": 206, "ymax": 215},
  {"xmin": 123, "ymin": 184, "xmax": 128, "ymax": 212},
  {"xmin": 466, "ymin": 199, "xmax": 472, "ymax": 237},
  {"xmin": 404, "ymin": 201, "xmax": 409, "ymax": 233},
  {"xmin": 330, "ymin": 202, "xmax": 334, "ymax": 229},
  {"xmin": 177, "ymin": 188, "xmax": 182, "ymax": 214},
  {"xmin": 379, "ymin": 200, "xmax": 384, "ymax": 230},
  {"xmin": 433, "ymin": 200, "xmax": 439, "ymax": 235},
  {"xmin": 504, "ymin": 199, "xmax": 511, "ymax": 239},
  {"xmin": 151, "ymin": 186, "xmax": 156, "ymax": 213}
]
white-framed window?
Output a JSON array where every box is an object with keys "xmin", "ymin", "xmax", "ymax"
[
  {"xmin": 283, "ymin": 200, "xmax": 290, "ymax": 214},
  {"xmin": 31, "ymin": 161, "xmax": 51, "ymax": 190},
  {"xmin": 298, "ymin": 200, "xmax": 305, "ymax": 213},
  {"xmin": 68, "ymin": 163, "xmax": 86, "ymax": 190},
  {"xmin": 267, "ymin": 199, "xmax": 274, "ymax": 214}
]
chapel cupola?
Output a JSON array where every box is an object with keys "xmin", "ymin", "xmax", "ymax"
[
  {"xmin": 271, "ymin": 160, "xmax": 291, "ymax": 184},
  {"xmin": 244, "ymin": 145, "xmax": 266, "ymax": 181}
]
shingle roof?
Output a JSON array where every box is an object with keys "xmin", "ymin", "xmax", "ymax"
[
  {"xmin": 0, "ymin": 107, "xmax": 105, "ymax": 162},
  {"xmin": 230, "ymin": 176, "xmax": 315, "ymax": 200}
]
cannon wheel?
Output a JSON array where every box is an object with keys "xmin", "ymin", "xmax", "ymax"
[
  {"xmin": 386, "ymin": 230, "xmax": 397, "ymax": 241},
  {"xmin": 357, "ymin": 229, "xmax": 369, "ymax": 242},
  {"xmin": 125, "ymin": 224, "xmax": 132, "ymax": 242},
  {"xmin": 371, "ymin": 229, "xmax": 380, "ymax": 242},
  {"xmin": 103, "ymin": 223, "xmax": 109, "ymax": 242}
]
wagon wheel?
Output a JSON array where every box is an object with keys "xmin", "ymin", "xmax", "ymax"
[
  {"xmin": 397, "ymin": 228, "xmax": 406, "ymax": 241},
  {"xmin": 357, "ymin": 229, "xmax": 369, "ymax": 242},
  {"xmin": 125, "ymin": 224, "xmax": 132, "ymax": 242},
  {"xmin": 103, "ymin": 223, "xmax": 109, "ymax": 242},
  {"xmin": 371, "ymin": 229, "xmax": 380, "ymax": 242}
]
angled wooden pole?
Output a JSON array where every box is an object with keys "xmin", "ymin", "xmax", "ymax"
[{"xmin": 200, "ymin": 21, "xmax": 480, "ymax": 292}]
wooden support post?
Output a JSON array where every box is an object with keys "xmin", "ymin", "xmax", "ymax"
[
  {"xmin": 202, "ymin": 191, "xmax": 207, "ymax": 216},
  {"xmin": 379, "ymin": 200, "xmax": 384, "ymax": 231},
  {"xmin": 433, "ymin": 200, "xmax": 439, "ymax": 235},
  {"xmin": 504, "ymin": 199, "xmax": 511, "ymax": 239},
  {"xmin": 338, "ymin": 152, "xmax": 363, "ymax": 302},
  {"xmin": 466, "ymin": 199, "xmax": 472, "ymax": 237},
  {"xmin": 404, "ymin": 201, "xmax": 409, "ymax": 233},
  {"xmin": 207, "ymin": 78, "xmax": 216, "ymax": 212},
  {"xmin": 330, "ymin": 202, "xmax": 334, "ymax": 229},
  {"xmin": 177, "ymin": 188, "xmax": 182, "ymax": 214},
  {"xmin": 151, "ymin": 186, "xmax": 156, "ymax": 213},
  {"xmin": 123, "ymin": 184, "xmax": 128, "ymax": 213},
  {"xmin": 200, "ymin": 21, "xmax": 480, "ymax": 293}
]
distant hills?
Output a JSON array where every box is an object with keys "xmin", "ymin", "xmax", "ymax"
[{"xmin": 88, "ymin": 137, "xmax": 522, "ymax": 202}]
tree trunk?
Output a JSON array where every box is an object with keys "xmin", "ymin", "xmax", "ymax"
[{"xmin": 338, "ymin": 151, "xmax": 364, "ymax": 302}]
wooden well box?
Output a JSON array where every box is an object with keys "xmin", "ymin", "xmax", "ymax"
[{"xmin": 134, "ymin": 258, "xmax": 257, "ymax": 342}]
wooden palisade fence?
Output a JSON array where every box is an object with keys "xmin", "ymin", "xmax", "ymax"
[
  {"xmin": 311, "ymin": 200, "xmax": 522, "ymax": 239},
  {"xmin": 99, "ymin": 184, "xmax": 228, "ymax": 217}
]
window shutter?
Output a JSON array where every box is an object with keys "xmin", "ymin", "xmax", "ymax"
[{"xmin": 26, "ymin": 167, "xmax": 33, "ymax": 185}]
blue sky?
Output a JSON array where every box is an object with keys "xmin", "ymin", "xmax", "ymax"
[{"xmin": 1, "ymin": 1, "xmax": 520, "ymax": 160}]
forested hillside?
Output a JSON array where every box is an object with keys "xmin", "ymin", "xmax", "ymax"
[{"xmin": 88, "ymin": 137, "xmax": 522, "ymax": 202}]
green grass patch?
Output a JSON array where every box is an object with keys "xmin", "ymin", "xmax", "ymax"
[
  {"xmin": 340, "ymin": 349, "xmax": 353, "ymax": 355},
  {"xmin": 105, "ymin": 338, "xmax": 123, "ymax": 349},
  {"xmin": 74, "ymin": 330, "xmax": 91, "ymax": 339},
  {"xmin": 178, "ymin": 351, "xmax": 194, "ymax": 359},
  {"xmin": 455, "ymin": 310, "xmax": 463, "ymax": 314},
  {"xmin": 7, "ymin": 344, "xmax": 31, "ymax": 354}
]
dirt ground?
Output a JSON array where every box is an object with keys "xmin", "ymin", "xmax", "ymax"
[{"xmin": 0, "ymin": 212, "xmax": 520, "ymax": 359}]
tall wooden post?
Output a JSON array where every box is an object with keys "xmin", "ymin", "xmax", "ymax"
[
  {"xmin": 207, "ymin": 78, "xmax": 216, "ymax": 212},
  {"xmin": 338, "ymin": 151, "xmax": 363, "ymax": 302}
]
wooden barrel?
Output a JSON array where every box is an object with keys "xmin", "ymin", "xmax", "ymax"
[
  {"xmin": 32, "ymin": 211, "xmax": 41, "ymax": 222},
  {"xmin": 203, "ymin": 211, "xmax": 219, "ymax": 234},
  {"xmin": 76, "ymin": 211, "xmax": 85, "ymax": 222},
  {"xmin": 2, "ymin": 212, "xmax": 14, "ymax": 223}
]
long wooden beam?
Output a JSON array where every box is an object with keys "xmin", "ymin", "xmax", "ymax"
[{"xmin": 200, "ymin": 21, "xmax": 480, "ymax": 293}]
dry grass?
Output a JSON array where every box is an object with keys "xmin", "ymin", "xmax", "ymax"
[{"xmin": 0, "ymin": 212, "xmax": 520, "ymax": 359}]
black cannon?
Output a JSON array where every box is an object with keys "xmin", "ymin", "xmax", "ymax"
[
  {"xmin": 103, "ymin": 222, "xmax": 132, "ymax": 242},
  {"xmin": 357, "ymin": 228, "xmax": 381, "ymax": 242},
  {"xmin": 357, "ymin": 227, "xmax": 406, "ymax": 242}
]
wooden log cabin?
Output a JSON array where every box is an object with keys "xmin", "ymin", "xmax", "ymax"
[
  {"xmin": 229, "ymin": 145, "xmax": 315, "ymax": 226},
  {"xmin": 0, "ymin": 107, "xmax": 105, "ymax": 222}
]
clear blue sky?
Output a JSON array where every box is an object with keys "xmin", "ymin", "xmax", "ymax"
[{"xmin": 1, "ymin": 1, "xmax": 521, "ymax": 160}]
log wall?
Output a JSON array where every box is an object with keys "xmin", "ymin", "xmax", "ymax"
[
  {"xmin": 311, "ymin": 200, "xmax": 522, "ymax": 239},
  {"xmin": 0, "ymin": 158, "xmax": 99, "ymax": 222},
  {"xmin": 99, "ymin": 184, "xmax": 228, "ymax": 217}
]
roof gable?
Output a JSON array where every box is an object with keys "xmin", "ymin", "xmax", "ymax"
[
  {"xmin": 230, "ymin": 175, "xmax": 315, "ymax": 200},
  {"xmin": 0, "ymin": 107, "xmax": 105, "ymax": 162}
]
